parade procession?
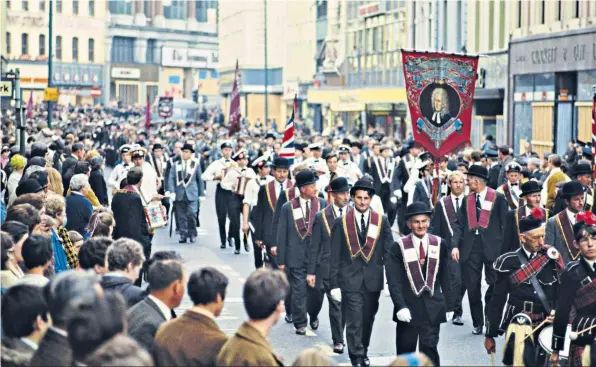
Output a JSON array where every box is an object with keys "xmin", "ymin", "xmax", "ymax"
[{"xmin": 3, "ymin": 0, "xmax": 596, "ymax": 366}]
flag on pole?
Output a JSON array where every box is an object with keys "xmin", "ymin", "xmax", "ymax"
[
  {"xmin": 279, "ymin": 94, "xmax": 297, "ymax": 164},
  {"xmin": 228, "ymin": 60, "xmax": 241, "ymax": 136},
  {"xmin": 26, "ymin": 93, "xmax": 33, "ymax": 120},
  {"xmin": 145, "ymin": 96, "xmax": 151, "ymax": 131}
]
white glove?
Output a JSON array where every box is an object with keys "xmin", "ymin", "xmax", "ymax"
[
  {"xmin": 393, "ymin": 189, "xmax": 403, "ymax": 199},
  {"xmin": 446, "ymin": 312, "xmax": 454, "ymax": 321},
  {"xmin": 330, "ymin": 288, "xmax": 342, "ymax": 302},
  {"xmin": 396, "ymin": 308, "xmax": 412, "ymax": 323}
]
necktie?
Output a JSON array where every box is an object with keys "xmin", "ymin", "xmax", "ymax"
[
  {"xmin": 360, "ymin": 213, "xmax": 366, "ymax": 233},
  {"xmin": 339, "ymin": 207, "xmax": 343, "ymax": 216},
  {"xmin": 593, "ymin": 263, "xmax": 596, "ymax": 273},
  {"xmin": 305, "ymin": 201, "xmax": 310, "ymax": 224},
  {"xmin": 225, "ymin": 159, "xmax": 230, "ymax": 163},
  {"xmin": 529, "ymin": 253, "xmax": 534, "ymax": 260},
  {"xmin": 455, "ymin": 197, "xmax": 460, "ymax": 210},
  {"xmin": 419, "ymin": 240, "xmax": 426, "ymax": 264},
  {"xmin": 476, "ymin": 194, "xmax": 481, "ymax": 220}
]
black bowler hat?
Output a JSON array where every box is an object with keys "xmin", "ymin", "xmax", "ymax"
[
  {"xmin": 560, "ymin": 181, "xmax": 586, "ymax": 198},
  {"xmin": 152, "ymin": 143, "xmax": 164, "ymax": 151},
  {"xmin": 272, "ymin": 157, "xmax": 290, "ymax": 169},
  {"xmin": 265, "ymin": 133, "xmax": 276, "ymax": 140},
  {"xmin": 16, "ymin": 179, "xmax": 43, "ymax": 197},
  {"xmin": 571, "ymin": 162, "xmax": 593, "ymax": 177},
  {"xmin": 467, "ymin": 165, "xmax": 488, "ymax": 180},
  {"xmin": 326, "ymin": 177, "xmax": 350, "ymax": 193},
  {"xmin": 518, "ymin": 207, "xmax": 545, "ymax": 233},
  {"xmin": 350, "ymin": 178, "xmax": 375, "ymax": 196},
  {"xmin": 181, "ymin": 143, "xmax": 195, "ymax": 153},
  {"xmin": 295, "ymin": 170, "xmax": 318, "ymax": 187},
  {"xmin": 405, "ymin": 202, "xmax": 433, "ymax": 220},
  {"xmin": 520, "ymin": 181, "xmax": 542, "ymax": 197}
]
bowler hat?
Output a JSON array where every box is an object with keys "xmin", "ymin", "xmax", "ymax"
[
  {"xmin": 519, "ymin": 181, "xmax": 542, "ymax": 197},
  {"xmin": 467, "ymin": 165, "xmax": 488, "ymax": 180},
  {"xmin": 152, "ymin": 143, "xmax": 164, "ymax": 151},
  {"xmin": 560, "ymin": 181, "xmax": 585, "ymax": 198},
  {"xmin": 181, "ymin": 143, "xmax": 195, "ymax": 153},
  {"xmin": 571, "ymin": 162, "xmax": 593, "ymax": 177},
  {"xmin": 265, "ymin": 133, "xmax": 276, "ymax": 140},
  {"xmin": 16, "ymin": 179, "xmax": 43, "ymax": 197},
  {"xmin": 350, "ymin": 179, "xmax": 375, "ymax": 196},
  {"xmin": 326, "ymin": 177, "xmax": 351, "ymax": 193},
  {"xmin": 272, "ymin": 157, "xmax": 290, "ymax": 169},
  {"xmin": 295, "ymin": 170, "xmax": 318, "ymax": 187},
  {"xmin": 405, "ymin": 202, "xmax": 433, "ymax": 220}
]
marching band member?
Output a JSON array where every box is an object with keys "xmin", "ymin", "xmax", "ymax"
[
  {"xmin": 147, "ymin": 143, "xmax": 170, "ymax": 217},
  {"xmin": 386, "ymin": 202, "xmax": 454, "ymax": 366},
  {"xmin": 497, "ymin": 162, "xmax": 524, "ymax": 210},
  {"xmin": 318, "ymin": 152, "xmax": 340, "ymax": 203},
  {"xmin": 550, "ymin": 211, "xmax": 596, "ymax": 367},
  {"xmin": 338, "ymin": 145, "xmax": 362, "ymax": 182},
  {"xmin": 242, "ymin": 155, "xmax": 273, "ymax": 268},
  {"xmin": 485, "ymin": 208, "xmax": 563, "ymax": 366},
  {"xmin": 306, "ymin": 142, "xmax": 329, "ymax": 175},
  {"xmin": 130, "ymin": 146, "xmax": 160, "ymax": 205},
  {"xmin": 167, "ymin": 143, "xmax": 204, "ymax": 244},
  {"xmin": 107, "ymin": 144, "xmax": 131, "ymax": 193},
  {"xmin": 221, "ymin": 149, "xmax": 256, "ymax": 254},
  {"xmin": 201, "ymin": 141, "xmax": 235, "ymax": 249},
  {"xmin": 412, "ymin": 153, "xmax": 439, "ymax": 209}
]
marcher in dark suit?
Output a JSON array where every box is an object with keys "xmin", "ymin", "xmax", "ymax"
[
  {"xmin": 485, "ymin": 149, "xmax": 501, "ymax": 190},
  {"xmin": 386, "ymin": 202, "xmax": 454, "ymax": 366},
  {"xmin": 64, "ymin": 174, "xmax": 94, "ymax": 236},
  {"xmin": 100, "ymin": 239, "xmax": 147, "ymax": 308},
  {"xmin": 307, "ymin": 177, "xmax": 349, "ymax": 354},
  {"xmin": 329, "ymin": 179, "xmax": 393, "ymax": 367},
  {"xmin": 412, "ymin": 155, "xmax": 437, "ymax": 209},
  {"xmin": 61, "ymin": 143, "xmax": 85, "ymax": 195},
  {"xmin": 88, "ymin": 156, "xmax": 109, "ymax": 206},
  {"xmin": 369, "ymin": 146, "xmax": 397, "ymax": 217},
  {"xmin": 276, "ymin": 170, "xmax": 327, "ymax": 335},
  {"xmin": 451, "ymin": 165, "xmax": 509, "ymax": 335},
  {"xmin": 570, "ymin": 162, "xmax": 596, "ymax": 214},
  {"xmin": 430, "ymin": 170, "xmax": 466, "ymax": 326},
  {"xmin": 128, "ymin": 259, "xmax": 185, "ymax": 351},
  {"xmin": 153, "ymin": 267, "xmax": 229, "ymax": 367}
]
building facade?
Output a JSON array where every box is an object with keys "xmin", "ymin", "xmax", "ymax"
[
  {"xmin": 5, "ymin": 0, "xmax": 106, "ymax": 105},
  {"xmin": 508, "ymin": 0, "xmax": 596, "ymax": 157},
  {"xmin": 105, "ymin": 0, "xmax": 219, "ymax": 106}
]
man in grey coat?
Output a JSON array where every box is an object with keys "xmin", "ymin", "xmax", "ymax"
[
  {"xmin": 167, "ymin": 142, "xmax": 205, "ymax": 243},
  {"xmin": 276, "ymin": 170, "xmax": 327, "ymax": 335}
]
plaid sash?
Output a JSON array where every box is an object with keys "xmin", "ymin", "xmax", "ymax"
[
  {"xmin": 556, "ymin": 211, "xmax": 580, "ymax": 261},
  {"xmin": 398, "ymin": 234, "xmax": 441, "ymax": 296},
  {"xmin": 290, "ymin": 197, "xmax": 320, "ymax": 239},
  {"xmin": 467, "ymin": 188, "xmax": 497, "ymax": 230},
  {"xmin": 509, "ymin": 252, "xmax": 550, "ymax": 286},
  {"xmin": 321, "ymin": 205, "xmax": 336, "ymax": 236},
  {"xmin": 575, "ymin": 276, "xmax": 596, "ymax": 311},
  {"xmin": 343, "ymin": 209, "xmax": 382, "ymax": 263}
]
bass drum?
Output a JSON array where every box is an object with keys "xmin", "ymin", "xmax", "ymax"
[{"xmin": 537, "ymin": 325, "xmax": 571, "ymax": 359}]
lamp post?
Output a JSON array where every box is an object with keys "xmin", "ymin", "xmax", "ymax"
[
  {"xmin": 264, "ymin": 0, "xmax": 268, "ymax": 130},
  {"xmin": 47, "ymin": 0, "xmax": 53, "ymax": 128}
]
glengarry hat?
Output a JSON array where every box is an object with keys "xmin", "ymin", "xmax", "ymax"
[
  {"xmin": 326, "ymin": 177, "xmax": 350, "ymax": 193},
  {"xmin": 295, "ymin": 170, "xmax": 319, "ymax": 187},
  {"xmin": 405, "ymin": 202, "xmax": 433, "ymax": 220},
  {"xmin": 518, "ymin": 207, "xmax": 545, "ymax": 233},
  {"xmin": 467, "ymin": 165, "xmax": 488, "ymax": 180}
]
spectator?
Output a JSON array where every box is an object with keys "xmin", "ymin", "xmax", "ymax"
[
  {"xmin": 68, "ymin": 231, "xmax": 84, "ymax": 255},
  {"xmin": 61, "ymin": 143, "xmax": 85, "ymax": 193},
  {"xmin": 2, "ymin": 221, "xmax": 29, "ymax": 268},
  {"xmin": 65, "ymin": 174, "xmax": 93, "ymax": 236},
  {"xmin": 100, "ymin": 238, "xmax": 146, "ymax": 308},
  {"xmin": 28, "ymin": 170, "xmax": 50, "ymax": 194},
  {"xmin": 4, "ymin": 204, "xmax": 42, "ymax": 234},
  {"xmin": 13, "ymin": 235, "xmax": 53, "ymax": 287},
  {"xmin": 88, "ymin": 155, "xmax": 109, "ymax": 206},
  {"xmin": 216, "ymin": 269, "xmax": 289, "ymax": 366},
  {"xmin": 30, "ymin": 270, "xmax": 101, "ymax": 366},
  {"xmin": 292, "ymin": 349, "xmax": 335, "ymax": 367},
  {"xmin": 83, "ymin": 334, "xmax": 153, "ymax": 367},
  {"xmin": 128, "ymin": 259, "xmax": 186, "ymax": 351},
  {"xmin": 45, "ymin": 193, "xmax": 78, "ymax": 273},
  {"xmin": 15, "ymin": 179, "xmax": 43, "ymax": 197},
  {"xmin": 86, "ymin": 211, "xmax": 115, "ymax": 238},
  {"xmin": 7, "ymin": 154, "xmax": 26, "ymax": 205},
  {"xmin": 389, "ymin": 353, "xmax": 434, "ymax": 366},
  {"xmin": 67, "ymin": 291, "xmax": 127, "ymax": 364},
  {"xmin": 153, "ymin": 267, "xmax": 229, "ymax": 366},
  {"xmin": 1, "ymin": 232, "xmax": 25, "ymax": 290},
  {"xmin": 1, "ymin": 285, "xmax": 51, "ymax": 367},
  {"xmin": 78, "ymin": 237, "xmax": 111, "ymax": 274},
  {"xmin": 69, "ymin": 161, "xmax": 101, "ymax": 207}
]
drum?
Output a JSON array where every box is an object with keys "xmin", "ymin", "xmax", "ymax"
[
  {"xmin": 537, "ymin": 325, "xmax": 571, "ymax": 359},
  {"xmin": 144, "ymin": 201, "xmax": 167, "ymax": 229}
]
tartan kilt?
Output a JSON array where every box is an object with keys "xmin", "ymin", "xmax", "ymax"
[{"xmin": 569, "ymin": 344, "xmax": 585, "ymax": 367}]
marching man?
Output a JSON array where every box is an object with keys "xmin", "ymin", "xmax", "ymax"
[
  {"xmin": 307, "ymin": 142, "xmax": 329, "ymax": 175},
  {"xmin": 497, "ymin": 162, "xmax": 524, "ymax": 210},
  {"xmin": 107, "ymin": 144, "xmax": 132, "ymax": 193},
  {"xmin": 338, "ymin": 145, "xmax": 362, "ymax": 182}
]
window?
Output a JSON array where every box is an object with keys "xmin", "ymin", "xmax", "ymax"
[
  {"xmin": 111, "ymin": 36, "xmax": 135, "ymax": 63},
  {"xmin": 39, "ymin": 0, "xmax": 45, "ymax": 11},
  {"xmin": 22, "ymin": 0, "xmax": 28, "ymax": 11},
  {"xmin": 574, "ymin": 0, "xmax": 580, "ymax": 18},
  {"xmin": 39, "ymin": 34, "xmax": 46, "ymax": 56},
  {"xmin": 6, "ymin": 32, "xmax": 10, "ymax": 55},
  {"xmin": 210, "ymin": 69, "xmax": 219, "ymax": 79},
  {"xmin": 540, "ymin": 0, "xmax": 545, "ymax": 24},
  {"xmin": 109, "ymin": 0, "xmax": 132, "ymax": 15},
  {"xmin": 56, "ymin": 36, "xmax": 62, "ymax": 60},
  {"xmin": 21, "ymin": 33, "xmax": 28, "ymax": 55},
  {"xmin": 88, "ymin": 38, "xmax": 94, "ymax": 62},
  {"xmin": 517, "ymin": 0, "xmax": 522, "ymax": 27},
  {"xmin": 146, "ymin": 39, "xmax": 156, "ymax": 64},
  {"xmin": 88, "ymin": 0, "xmax": 95, "ymax": 16},
  {"xmin": 72, "ymin": 37, "xmax": 79, "ymax": 61},
  {"xmin": 199, "ymin": 70, "xmax": 208, "ymax": 80},
  {"xmin": 56, "ymin": 0, "xmax": 62, "ymax": 13},
  {"xmin": 164, "ymin": 0, "xmax": 186, "ymax": 19},
  {"xmin": 73, "ymin": 0, "xmax": 78, "ymax": 14},
  {"xmin": 6, "ymin": 0, "xmax": 10, "ymax": 9},
  {"xmin": 316, "ymin": 0, "xmax": 328, "ymax": 20}
]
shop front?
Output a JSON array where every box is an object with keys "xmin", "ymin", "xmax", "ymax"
[
  {"xmin": 474, "ymin": 51, "xmax": 507, "ymax": 148},
  {"xmin": 52, "ymin": 63, "xmax": 104, "ymax": 106},
  {"xmin": 508, "ymin": 28, "xmax": 596, "ymax": 157},
  {"xmin": 110, "ymin": 64, "xmax": 159, "ymax": 106}
]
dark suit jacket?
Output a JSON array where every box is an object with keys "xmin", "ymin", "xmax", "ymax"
[
  {"xmin": 100, "ymin": 275, "xmax": 146, "ymax": 308},
  {"xmin": 216, "ymin": 322, "xmax": 283, "ymax": 367},
  {"xmin": 30, "ymin": 328, "xmax": 72, "ymax": 367},
  {"xmin": 253, "ymin": 184, "xmax": 278, "ymax": 247},
  {"xmin": 153, "ymin": 310, "xmax": 228, "ymax": 367},
  {"xmin": 487, "ymin": 164, "xmax": 501, "ymax": 189},
  {"xmin": 307, "ymin": 209, "xmax": 336, "ymax": 284},
  {"xmin": 111, "ymin": 188, "xmax": 151, "ymax": 249},
  {"xmin": 65, "ymin": 193, "xmax": 93, "ymax": 236},
  {"xmin": 276, "ymin": 197, "xmax": 327, "ymax": 269},
  {"xmin": 2, "ymin": 337, "xmax": 36, "ymax": 367},
  {"xmin": 127, "ymin": 297, "xmax": 167, "ymax": 351},
  {"xmin": 385, "ymin": 236, "xmax": 454, "ymax": 326},
  {"xmin": 89, "ymin": 169, "xmax": 109, "ymax": 206},
  {"xmin": 451, "ymin": 190, "xmax": 509, "ymax": 263},
  {"xmin": 430, "ymin": 196, "xmax": 460, "ymax": 247},
  {"xmin": 413, "ymin": 178, "xmax": 434, "ymax": 208},
  {"xmin": 329, "ymin": 213, "xmax": 392, "ymax": 292}
]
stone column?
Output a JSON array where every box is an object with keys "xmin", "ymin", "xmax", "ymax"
[
  {"xmin": 187, "ymin": 0, "xmax": 196, "ymax": 20},
  {"xmin": 153, "ymin": 0, "xmax": 165, "ymax": 27}
]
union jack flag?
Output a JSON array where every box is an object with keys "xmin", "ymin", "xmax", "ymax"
[{"xmin": 279, "ymin": 94, "xmax": 297, "ymax": 164}]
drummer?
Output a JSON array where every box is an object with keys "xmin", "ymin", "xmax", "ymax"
[
  {"xmin": 484, "ymin": 208, "xmax": 563, "ymax": 366},
  {"xmin": 550, "ymin": 211, "xmax": 596, "ymax": 366}
]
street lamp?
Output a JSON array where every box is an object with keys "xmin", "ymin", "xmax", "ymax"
[{"xmin": 48, "ymin": 0, "xmax": 53, "ymax": 128}]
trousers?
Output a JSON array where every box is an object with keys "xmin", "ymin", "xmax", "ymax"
[
  {"xmin": 307, "ymin": 277, "xmax": 346, "ymax": 344},
  {"xmin": 448, "ymin": 257, "xmax": 466, "ymax": 317},
  {"xmin": 395, "ymin": 320, "xmax": 441, "ymax": 366},
  {"xmin": 215, "ymin": 185, "xmax": 232, "ymax": 245},
  {"xmin": 462, "ymin": 236, "xmax": 497, "ymax": 327},
  {"xmin": 174, "ymin": 197, "xmax": 198, "ymax": 239},
  {"xmin": 289, "ymin": 267, "xmax": 309, "ymax": 328},
  {"xmin": 227, "ymin": 194, "xmax": 243, "ymax": 250},
  {"xmin": 343, "ymin": 286, "xmax": 380, "ymax": 361}
]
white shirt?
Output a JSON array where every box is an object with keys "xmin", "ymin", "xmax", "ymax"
[
  {"xmin": 584, "ymin": 257, "xmax": 596, "ymax": 272},
  {"xmin": 49, "ymin": 326, "xmax": 68, "ymax": 337},
  {"xmin": 275, "ymin": 179, "xmax": 290, "ymax": 199},
  {"xmin": 333, "ymin": 204, "xmax": 347, "ymax": 217},
  {"xmin": 451, "ymin": 194, "xmax": 464, "ymax": 211},
  {"xmin": 413, "ymin": 234, "xmax": 429, "ymax": 259},
  {"xmin": 299, "ymin": 196, "xmax": 311, "ymax": 216},
  {"xmin": 107, "ymin": 162, "xmax": 131, "ymax": 190},
  {"xmin": 201, "ymin": 158, "xmax": 232, "ymax": 182},
  {"xmin": 567, "ymin": 209, "xmax": 577, "ymax": 225},
  {"xmin": 20, "ymin": 337, "xmax": 39, "ymax": 351},
  {"xmin": 522, "ymin": 247, "xmax": 536, "ymax": 260},
  {"xmin": 148, "ymin": 295, "xmax": 172, "ymax": 321},
  {"xmin": 355, "ymin": 209, "xmax": 370, "ymax": 232},
  {"xmin": 243, "ymin": 175, "xmax": 273, "ymax": 206},
  {"xmin": 476, "ymin": 187, "xmax": 488, "ymax": 203}
]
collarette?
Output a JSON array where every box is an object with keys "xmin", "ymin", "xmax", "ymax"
[
  {"xmin": 50, "ymin": 326, "xmax": 68, "ymax": 337},
  {"xmin": 476, "ymin": 187, "xmax": 488, "ymax": 201},
  {"xmin": 148, "ymin": 295, "xmax": 172, "ymax": 321},
  {"xmin": 413, "ymin": 233, "xmax": 428, "ymax": 247},
  {"xmin": 20, "ymin": 337, "xmax": 38, "ymax": 351}
]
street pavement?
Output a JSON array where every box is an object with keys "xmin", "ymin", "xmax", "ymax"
[{"xmin": 150, "ymin": 182, "xmax": 498, "ymax": 366}]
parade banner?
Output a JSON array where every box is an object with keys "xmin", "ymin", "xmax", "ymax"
[
  {"xmin": 228, "ymin": 59, "xmax": 241, "ymax": 136},
  {"xmin": 401, "ymin": 50, "xmax": 479, "ymax": 156}
]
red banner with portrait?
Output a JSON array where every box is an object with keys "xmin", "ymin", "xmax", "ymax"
[{"xmin": 401, "ymin": 50, "xmax": 480, "ymax": 157}]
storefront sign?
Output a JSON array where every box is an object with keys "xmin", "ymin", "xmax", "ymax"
[
  {"xmin": 44, "ymin": 88, "xmax": 59, "ymax": 102},
  {"xmin": 7, "ymin": 14, "xmax": 47, "ymax": 27},
  {"xmin": 367, "ymin": 103, "xmax": 393, "ymax": 112},
  {"xmin": 358, "ymin": 2, "xmax": 385, "ymax": 18},
  {"xmin": 111, "ymin": 67, "xmax": 140, "ymax": 80},
  {"xmin": 161, "ymin": 47, "xmax": 218, "ymax": 69},
  {"xmin": 510, "ymin": 30, "xmax": 596, "ymax": 74}
]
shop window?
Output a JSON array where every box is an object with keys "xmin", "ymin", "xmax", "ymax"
[
  {"xmin": 517, "ymin": 0, "xmax": 522, "ymax": 28},
  {"xmin": 57, "ymin": 0, "xmax": 62, "ymax": 13},
  {"xmin": 6, "ymin": 32, "xmax": 10, "ymax": 55},
  {"xmin": 73, "ymin": 0, "xmax": 79, "ymax": 14},
  {"xmin": 6, "ymin": 0, "xmax": 10, "ymax": 9},
  {"xmin": 198, "ymin": 70, "xmax": 208, "ymax": 80},
  {"xmin": 164, "ymin": 0, "xmax": 186, "ymax": 19},
  {"xmin": 22, "ymin": 0, "xmax": 28, "ymax": 11},
  {"xmin": 56, "ymin": 36, "xmax": 62, "ymax": 60},
  {"xmin": 574, "ymin": 0, "xmax": 580, "ymax": 18},
  {"xmin": 540, "ymin": 0, "xmax": 545, "ymax": 24},
  {"xmin": 88, "ymin": 38, "xmax": 95, "ymax": 62},
  {"xmin": 39, "ymin": 34, "xmax": 46, "ymax": 56},
  {"xmin": 72, "ymin": 37, "xmax": 79, "ymax": 61},
  {"xmin": 146, "ymin": 39, "xmax": 156, "ymax": 64},
  {"xmin": 89, "ymin": 0, "xmax": 94, "ymax": 16},
  {"xmin": 195, "ymin": 0, "xmax": 207, "ymax": 22},
  {"xmin": 210, "ymin": 69, "xmax": 219, "ymax": 79},
  {"xmin": 21, "ymin": 33, "xmax": 28, "ymax": 56},
  {"xmin": 40, "ymin": 0, "xmax": 45, "ymax": 11},
  {"xmin": 109, "ymin": 0, "xmax": 132, "ymax": 15}
]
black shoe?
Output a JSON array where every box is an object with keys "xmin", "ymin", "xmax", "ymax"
[
  {"xmin": 285, "ymin": 314, "xmax": 293, "ymax": 323},
  {"xmin": 351, "ymin": 358, "xmax": 364, "ymax": 367},
  {"xmin": 310, "ymin": 318, "xmax": 319, "ymax": 330},
  {"xmin": 244, "ymin": 242, "xmax": 250, "ymax": 252},
  {"xmin": 363, "ymin": 356, "xmax": 370, "ymax": 367},
  {"xmin": 452, "ymin": 316, "xmax": 464, "ymax": 325},
  {"xmin": 220, "ymin": 243, "xmax": 226, "ymax": 249},
  {"xmin": 189, "ymin": 237, "xmax": 196, "ymax": 243},
  {"xmin": 228, "ymin": 238, "xmax": 234, "ymax": 248},
  {"xmin": 178, "ymin": 238, "xmax": 187, "ymax": 243},
  {"xmin": 234, "ymin": 249, "xmax": 240, "ymax": 255},
  {"xmin": 472, "ymin": 326, "xmax": 483, "ymax": 335},
  {"xmin": 333, "ymin": 343, "xmax": 344, "ymax": 354},
  {"xmin": 295, "ymin": 327, "xmax": 306, "ymax": 335}
]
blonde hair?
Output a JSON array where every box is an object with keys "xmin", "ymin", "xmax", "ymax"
[
  {"xmin": 447, "ymin": 170, "xmax": 466, "ymax": 183},
  {"xmin": 389, "ymin": 353, "xmax": 434, "ymax": 367},
  {"xmin": 45, "ymin": 192, "xmax": 66, "ymax": 218},
  {"xmin": 85, "ymin": 150, "xmax": 101, "ymax": 161},
  {"xmin": 291, "ymin": 349, "xmax": 335, "ymax": 367}
]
